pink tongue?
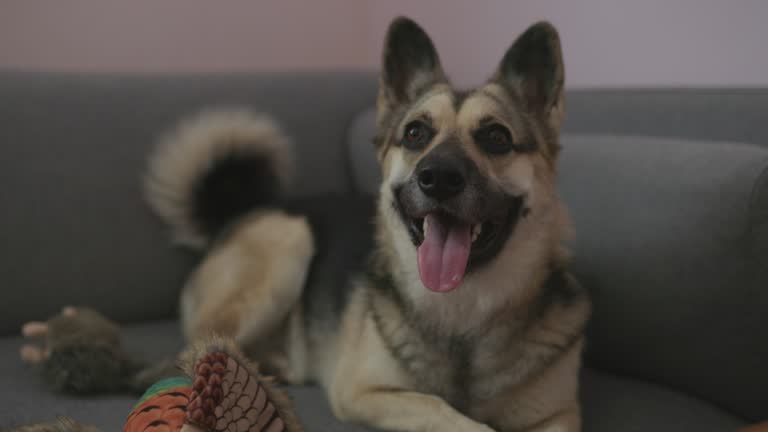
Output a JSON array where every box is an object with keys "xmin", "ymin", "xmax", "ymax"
[{"xmin": 417, "ymin": 213, "xmax": 472, "ymax": 292}]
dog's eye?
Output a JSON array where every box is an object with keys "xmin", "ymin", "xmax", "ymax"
[
  {"xmin": 402, "ymin": 121, "xmax": 433, "ymax": 150},
  {"xmin": 475, "ymin": 124, "xmax": 513, "ymax": 155}
]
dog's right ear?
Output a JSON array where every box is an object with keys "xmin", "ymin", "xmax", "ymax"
[{"xmin": 378, "ymin": 17, "xmax": 445, "ymax": 119}]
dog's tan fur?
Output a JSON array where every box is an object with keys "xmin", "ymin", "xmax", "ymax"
[
  {"xmin": 146, "ymin": 17, "xmax": 590, "ymax": 432},
  {"xmin": 145, "ymin": 108, "xmax": 314, "ymax": 379},
  {"xmin": 179, "ymin": 211, "xmax": 313, "ymax": 353}
]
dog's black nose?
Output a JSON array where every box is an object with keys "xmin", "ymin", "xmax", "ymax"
[{"xmin": 417, "ymin": 160, "xmax": 466, "ymax": 200}]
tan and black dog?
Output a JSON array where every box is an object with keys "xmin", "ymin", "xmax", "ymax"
[{"xmin": 144, "ymin": 17, "xmax": 591, "ymax": 432}]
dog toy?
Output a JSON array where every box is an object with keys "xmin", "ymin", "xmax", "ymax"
[
  {"xmin": 17, "ymin": 308, "xmax": 302, "ymax": 432},
  {"xmin": 20, "ymin": 306, "xmax": 182, "ymax": 394},
  {"xmin": 20, "ymin": 306, "xmax": 151, "ymax": 393},
  {"xmin": 124, "ymin": 338, "xmax": 302, "ymax": 432},
  {"xmin": 741, "ymin": 422, "xmax": 768, "ymax": 432},
  {"xmin": 124, "ymin": 376, "xmax": 193, "ymax": 432}
]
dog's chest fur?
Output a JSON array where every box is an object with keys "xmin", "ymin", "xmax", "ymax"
[
  {"xmin": 369, "ymin": 285, "xmax": 529, "ymax": 410},
  {"xmin": 367, "ymin": 268, "xmax": 587, "ymax": 414}
]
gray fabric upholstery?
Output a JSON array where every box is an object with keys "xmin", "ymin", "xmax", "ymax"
[
  {"xmin": 0, "ymin": 70, "xmax": 377, "ymax": 334},
  {"xmin": 0, "ymin": 321, "xmax": 745, "ymax": 431},
  {"xmin": 580, "ymin": 369, "xmax": 745, "ymax": 432},
  {"xmin": 560, "ymin": 135, "xmax": 768, "ymax": 421},
  {"xmin": 563, "ymin": 88, "xmax": 768, "ymax": 147}
]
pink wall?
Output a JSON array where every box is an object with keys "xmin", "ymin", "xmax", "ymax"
[
  {"xmin": 0, "ymin": 0, "xmax": 369, "ymax": 72},
  {"xmin": 366, "ymin": 0, "xmax": 768, "ymax": 88},
  {"xmin": 2, "ymin": 0, "xmax": 768, "ymax": 87}
]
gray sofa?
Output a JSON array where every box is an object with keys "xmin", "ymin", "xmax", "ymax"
[{"xmin": 1, "ymin": 70, "xmax": 766, "ymax": 431}]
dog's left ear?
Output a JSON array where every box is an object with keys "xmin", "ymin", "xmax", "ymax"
[{"xmin": 493, "ymin": 22, "xmax": 565, "ymax": 131}]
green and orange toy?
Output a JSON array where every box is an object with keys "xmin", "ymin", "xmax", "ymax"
[{"xmin": 124, "ymin": 339, "xmax": 301, "ymax": 432}]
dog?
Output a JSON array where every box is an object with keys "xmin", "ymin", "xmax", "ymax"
[{"xmin": 145, "ymin": 17, "xmax": 590, "ymax": 432}]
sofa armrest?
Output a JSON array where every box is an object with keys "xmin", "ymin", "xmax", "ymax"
[{"xmin": 559, "ymin": 134, "xmax": 768, "ymax": 421}]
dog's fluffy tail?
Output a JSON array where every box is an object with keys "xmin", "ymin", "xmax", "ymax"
[{"xmin": 144, "ymin": 109, "xmax": 292, "ymax": 249}]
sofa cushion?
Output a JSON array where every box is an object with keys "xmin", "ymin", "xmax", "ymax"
[
  {"xmin": 580, "ymin": 369, "xmax": 746, "ymax": 431},
  {"xmin": 0, "ymin": 321, "xmax": 745, "ymax": 431}
]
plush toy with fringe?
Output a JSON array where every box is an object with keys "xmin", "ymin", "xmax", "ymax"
[{"xmin": 124, "ymin": 338, "xmax": 302, "ymax": 432}]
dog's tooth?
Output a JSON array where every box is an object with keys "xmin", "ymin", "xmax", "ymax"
[
  {"xmin": 423, "ymin": 218, "xmax": 429, "ymax": 236},
  {"xmin": 471, "ymin": 225, "xmax": 480, "ymax": 243}
]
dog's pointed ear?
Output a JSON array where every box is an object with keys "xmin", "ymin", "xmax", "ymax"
[
  {"xmin": 493, "ymin": 22, "xmax": 565, "ymax": 130},
  {"xmin": 378, "ymin": 17, "xmax": 445, "ymax": 118}
]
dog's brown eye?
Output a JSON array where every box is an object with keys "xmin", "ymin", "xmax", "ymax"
[
  {"xmin": 402, "ymin": 121, "xmax": 433, "ymax": 150},
  {"xmin": 475, "ymin": 124, "xmax": 513, "ymax": 155}
]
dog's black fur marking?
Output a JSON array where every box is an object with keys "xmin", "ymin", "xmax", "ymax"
[
  {"xmin": 536, "ymin": 268, "xmax": 585, "ymax": 317},
  {"xmin": 192, "ymin": 153, "xmax": 281, "ymax": 238},
  {"xmin": 452, "ymin": 90, "xmax": 471, "ymax": 111},
  {"xmin": 466, "ymin": 195, "xmax": 524, "ymax": 269},
  {"xmin": 297, "ymin": 197, "xmax": 377, "ymax": 329},
  {"xmin": 448, "ymin": 337, "xmax": 473, "ymax": 412}
]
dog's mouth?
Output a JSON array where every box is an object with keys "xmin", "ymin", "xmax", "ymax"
[{"xmin": 397, "ymin": 197, "xmax": 523, "ymax": 293}]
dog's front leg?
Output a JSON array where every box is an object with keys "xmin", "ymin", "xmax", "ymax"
[
  {"xmin": 327, "ymin": 305, "xmax": 495, "ymax": 432},
  {"xmin": 334, "ymin": 388, "xmax": 494, "ymax": 432},
  {"xmin": 520, "ymin": 406, "xmax": 581, "ymax": 432}
]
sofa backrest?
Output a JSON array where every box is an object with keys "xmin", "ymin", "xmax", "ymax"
[
  {"xmin": 0, "ymin": 70, "xmax": 377, "ymax": 335},
  {"xmin": 564, "ymin": 88, "xmax": 768, "ymax": 148},
  {"xmin": 559, "ymin": 135, "xmax": 767, "ymax": 421}
]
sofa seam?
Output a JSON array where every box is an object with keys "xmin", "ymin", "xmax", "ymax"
[
  {"xmin": 747, "ymin": 155, "xmax": 768, "ymax": 231},
  {"xmin": 341, "ymin": 105, "xmax": 376, "ymax": 197}
]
